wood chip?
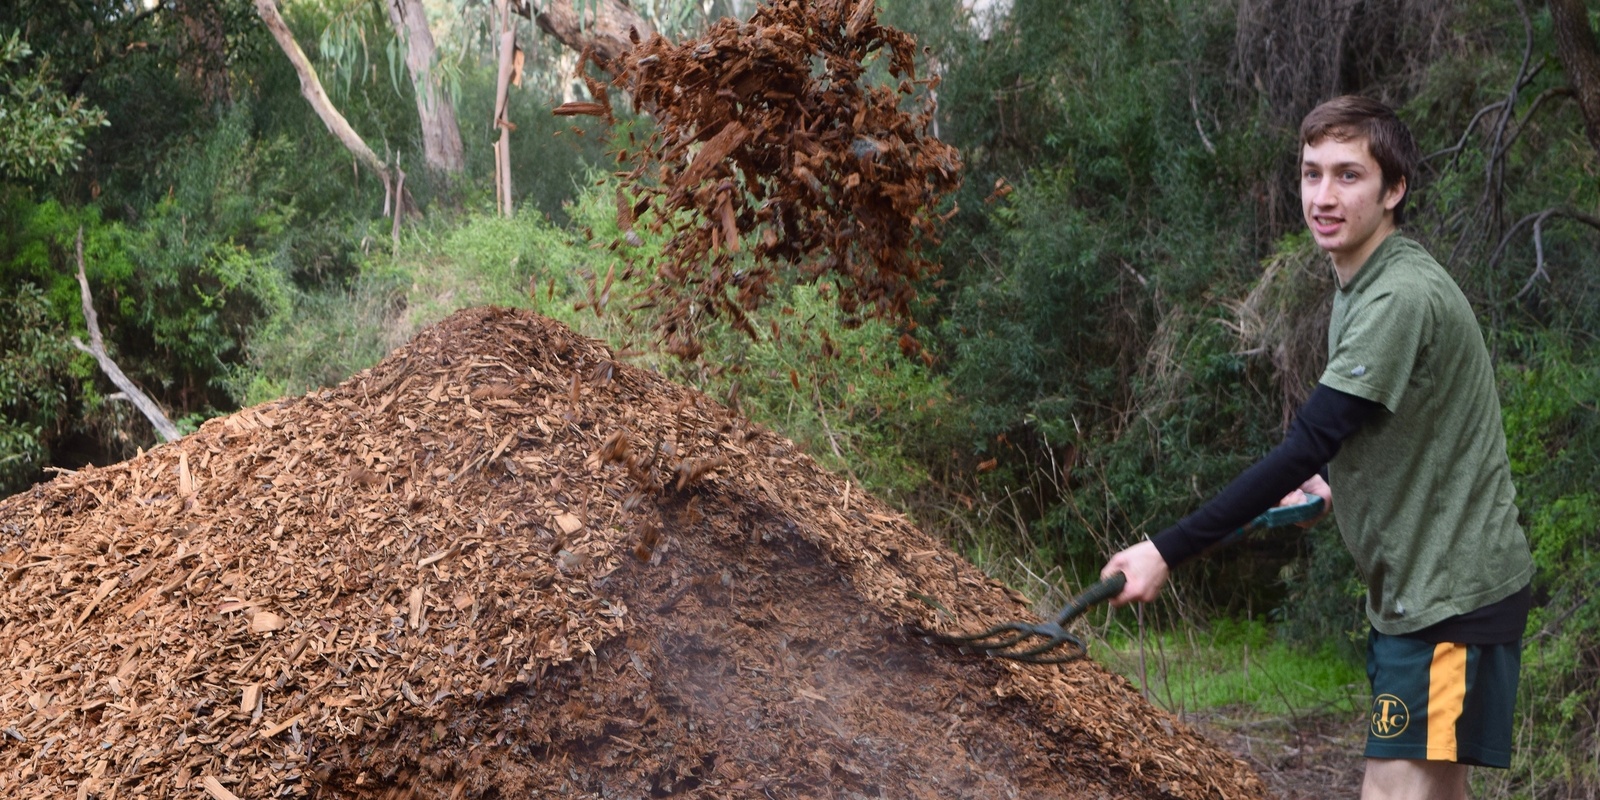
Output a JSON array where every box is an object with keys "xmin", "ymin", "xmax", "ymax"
[
  {"xmin": 258, "ymin": 713, "xmax": 305, "ymax": 740},
  {"xmin": 201, "ymin": 776, "xmax": 242, "ymax": 800},
  {"xmin": 249, "ymin": 611, "xmax": 287, "ymax": 634}
]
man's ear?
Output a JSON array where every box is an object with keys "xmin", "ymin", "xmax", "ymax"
[{"xmin": 1383, "ymin": 176, "xmax": 1408, "ymax": 212}]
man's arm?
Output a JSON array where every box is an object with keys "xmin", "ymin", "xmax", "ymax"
[{"xmin": 1103, "ymin": 385, "xmax": 1380, "ymax": 606}]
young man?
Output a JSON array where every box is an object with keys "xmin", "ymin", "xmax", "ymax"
[{"xmin": 1101, "ymin": 96, "xmax": 1534, "ymax": 799}]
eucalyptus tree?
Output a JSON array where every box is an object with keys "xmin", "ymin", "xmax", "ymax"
[
  {"xmin": 289, "ymin": 0, "xmax": 720, "ymax": 211},
  {"xmin": 385, "ymin": 0, "xmax": 467, "ymax": 176},
  {"xmin": 254, "ymin": 0, "xmax": 417, "ymax": 221},
  {"xmin": 0, "ymin": 32, "xmax": 108, "ymax": 181}
]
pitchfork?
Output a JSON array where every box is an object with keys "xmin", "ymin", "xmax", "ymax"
[{"xmin": 916, "ymin": 496, "xmax": 1326, "ymax": 664}]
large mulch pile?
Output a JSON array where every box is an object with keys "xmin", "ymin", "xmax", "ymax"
[{"xmin": 0, "ymin": 307, "xmax": 1267, "ymax": 799}]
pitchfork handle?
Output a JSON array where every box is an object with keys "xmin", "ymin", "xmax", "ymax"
[
  {"xmin": 1215, "ymin": 495, "xmax": 1327, "ymax": 549},
  {"xmin": 1049, "ymin": 572, "xmax": 1127, "ymax": 627},
  {"xmin": 1047, "ymin": 497, "xmax": 1325, "ymax": 627},
  {"xmin": 1249, "ymin": 495, "xmax": 1326, "ymax": 529}
]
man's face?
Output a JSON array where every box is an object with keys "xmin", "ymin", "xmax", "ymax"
[{"xmin": 1300, "ymin": 135, "xmax": 1405, "ymax": 274}]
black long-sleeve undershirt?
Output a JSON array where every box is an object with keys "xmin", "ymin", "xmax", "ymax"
[
  {"xmin": 1149, "ymin": 384, "xmax": 1382, "ymax": 568},
  {"xmin": 1148, "ymin": 383, "xmax": 1531, "ymax": 643}
]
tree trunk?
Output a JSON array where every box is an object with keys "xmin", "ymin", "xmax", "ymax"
[
  {"xmin": 173, "ymin": 0, "xmax": 233, "ymax": 106},
  {"xmin": 492, "ymin": 0, "xmax": 517, "ymax": 216},
  {"xmin": 535, "ymin": 0, "xmax": 652, "ymax": 73},
  {"xmin": 253, "ymin": 0, "xmax": 415, "ymax": 217},
  {"xmin": 385, "ymin": 0, "xmax": 466, "ymax": 176},
  {"xmin": 1549, "ymin": 0, "xmax": 1600, "ymax": 154}
]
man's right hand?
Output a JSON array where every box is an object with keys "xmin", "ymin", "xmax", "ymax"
[
  {"xmin": 1102, "ymin": 540, "xmax": 1170, "ymax": 607},
  {"xmin": 1279, "ymin": 474, "xmax": 1333, "ymax": 528}
]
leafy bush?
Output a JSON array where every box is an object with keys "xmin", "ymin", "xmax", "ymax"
[
  {"xmin": 0, "ymin": 106, "xmax": 303, "ymax": 453},
  {"xmin": 0, "ymin": 284, "xmax": 73, "ymax": 493},
  {"xmin": 695, "ymin": 281, "xmax": 959, "ymax": 505},
  {"xmin": 1495, "ymin": 333, "xmax": 1600, "ymax": 792}
]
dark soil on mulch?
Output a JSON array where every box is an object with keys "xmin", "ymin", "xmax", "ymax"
[{"xmin": 1, "ymin": 307, "xmax": 1271, "ymax": 799}]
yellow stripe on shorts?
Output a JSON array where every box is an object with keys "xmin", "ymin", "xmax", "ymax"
[{"xmin": 1427, "ymin": 642, "xmax": 1468, "ymax": 761}]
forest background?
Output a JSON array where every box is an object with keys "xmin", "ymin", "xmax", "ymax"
[{"xmin": 2, "ymin": 0, "xmax": 1597, "ymax": 795}]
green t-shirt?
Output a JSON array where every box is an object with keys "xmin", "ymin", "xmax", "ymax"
[{"xmin": 1322, "ymin": 234, "xmax": 1533, "ymax": 636}]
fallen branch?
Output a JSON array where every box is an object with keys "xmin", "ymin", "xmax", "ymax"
[{"xmin": 68, "ymin": 228, "xmax": 180, "ymax": 443}]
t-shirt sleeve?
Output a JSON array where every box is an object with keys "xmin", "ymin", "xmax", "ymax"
[{"xmin": 1321, "ymin": 288, "xmax": 1429, "ymax": 412}]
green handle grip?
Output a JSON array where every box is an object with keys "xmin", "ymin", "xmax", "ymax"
[
  {"xmin": 1214, "ymin": 495, "xmax": 1326, "ymax": 550},
  {"xmin": 1245, "ymin": 495, "xmax": 1326, "ymax": 530},
  {"xmin": 1050, "ymin": 571, "xmax": 1127, "ymax": 626}
]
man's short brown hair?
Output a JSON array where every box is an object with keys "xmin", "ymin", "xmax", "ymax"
[{"xmin": 1300, "ymin": 96, "xmax": 1422, "ymax": 225}]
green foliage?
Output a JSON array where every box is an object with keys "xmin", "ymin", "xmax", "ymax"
[
  {"xmin": 922, "ymin": 0, "xmax": 1289, "ymax": 584},
  {"xmin": 228, "ymin": 270, "xmax": 408, "ymax": 406},
  {"xmin": 92, "ymin": 107, "xmax": 295, "ymax": 408},
  {"xmin": 1493, "ymin": 332, "xmax": 1600, "ymax": 790},
  {"xmin": 0, "ymin": 193, "xmax": 130, "ymax": 333},
  {"xmin": 395, "ymin": 208, "xmax": 579, "ymax": 329},
  {"xmin": 315, "ymin": 2, "xmax": 396, "ymax": 101},
  {"xmin": 699, "ymin": 282, "xmax": 958, "ymax": 504},
  {"xmin": 1, "ymin": 106, "xmax": 302, "ymax": 434},
  {"xmin": 0, "ymin": 30, "xmax": 108, "ymax": 180},
  {"xmin": 0, "ymin": 284, "xmax": 74, "ymax": 493}
]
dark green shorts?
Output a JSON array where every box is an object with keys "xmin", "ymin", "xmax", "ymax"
[{"xmin": 1365, "ymin": 630, "xmax": 1521, "ymax": 768}]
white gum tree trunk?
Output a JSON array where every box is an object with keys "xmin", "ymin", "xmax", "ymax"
[{"xmin": 385, "ymin": 0, "xmax": 466, "ymax": 177}]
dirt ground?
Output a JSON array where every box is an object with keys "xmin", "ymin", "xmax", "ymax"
[
  {"xmin": 1195, "ymin": 709, "xmax": 1368, "ymax": 799},
  {"xmin": 1, "ymin": 307, "xmax": 1282, "ymax": 799}
]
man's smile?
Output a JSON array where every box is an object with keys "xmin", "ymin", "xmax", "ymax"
[{"xmin": 1311, "ymin": 214, "xmax": 1343, "ymax": 235}]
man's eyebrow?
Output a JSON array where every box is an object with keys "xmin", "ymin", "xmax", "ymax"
[{"xmin": 1301, "ymin": 159, "xmax": 1368, "ymax": 171}]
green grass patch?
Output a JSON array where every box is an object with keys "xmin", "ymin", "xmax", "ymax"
[{"xmin": 1092, "ymin": 619, "xmax": 1367, "ymax": 720}]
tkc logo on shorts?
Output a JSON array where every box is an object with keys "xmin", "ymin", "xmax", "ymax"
[{"xmin": 1370, "ymin": 693, "xmax": 1411, "ymax": 738}]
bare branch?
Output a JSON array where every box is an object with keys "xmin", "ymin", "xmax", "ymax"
[
  {"xmin": 69, "ymin": 228, "xmax": 181, "ymax": 443},
  {"xmin": 253, "ymin": 0, "xmax": 416, "ymax": 219},
  {"xmin": 1487, "ymin": 208, "xmax": 1600, "ymax": 302},
  {"xmin": 1502, "ymin": 85, "xmax": 1575, "ymax": 153},
  {"xmin": 1444, "ymin": 0, "xmax": 1545, "ymax": 267},
  {"xmin": 1189, "ymin": 88, "xmax": 1216, "ymax": 156},
  {"xmin": 534, "ymin": 0, "xmax": 652, "ymax": 74},
  {"xmin": 1422, "ymin": 99, "xmax": 1504, "ymax": 166},
  {"xmin": 1479, "ymin": 0, "xmax": 1537, "ymax": 223},
  {"xmin": 492, "ymin": 0, "xmax": 517, "ymax": 217}
]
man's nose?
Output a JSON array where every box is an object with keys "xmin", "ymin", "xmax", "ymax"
[{"xmin": 1309, "ymin": 179, "xmax": 1336, "ymax": 206}]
